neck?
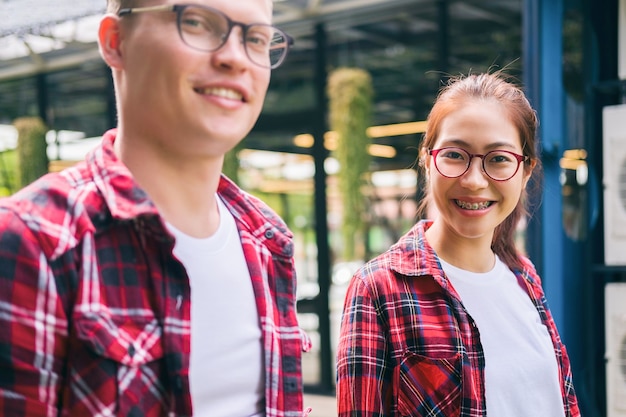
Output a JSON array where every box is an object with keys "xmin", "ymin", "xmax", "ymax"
[
  {"xmin": 425, "ymin": 221, "xmax": 496, "ymax": 273},
  {"xmin": 114, "ymin": 131, "xmax": 224, "ymax": 238}
]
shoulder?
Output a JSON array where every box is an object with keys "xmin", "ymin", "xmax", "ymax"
[
  {"xmin": 517, "ymin": 254, "xmax": 537, "ymax": 270},
  {"xmin": 0, "ymin": 166, "xmax": 98, "ymax": 259},
  {"xmin": 350, "ymin": 235, "xmax": 442, "ymax": 301},
  {"xmin": 218, "ymin": 175, "xmax": 290, "ymax": 233},
  {"xmin": 374, "ymin": 220, "xmax": 441, "ymax": 278},
  {"xmin": 345, "ymin": 221, "xmax": 451, "ymax": 311},
  {"xmin": 217, "ymin": 175, "xmax": 293, "ymax": 256},
  {"xmin": 515, "ymin": 255, "xmax": 542, "ymax": 283}
]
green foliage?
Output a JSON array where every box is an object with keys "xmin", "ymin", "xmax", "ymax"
[
  {"xmin": 327, "ymin": 68, "xmax": 374, "ymax": 260},
  {"xmin": 251, "ymin": 190, "xmax": 314, "ymax": 228},
  {"xmin": 222, "ymin": 143, "xmax": 242, "ymax": 184},
  {"xmin": 14, "ymin": 117, "xmax": 49, "ymax": 189},
  {"xmin": 0, "ymin": 150, "xmax": 18, "ymax": 196}
]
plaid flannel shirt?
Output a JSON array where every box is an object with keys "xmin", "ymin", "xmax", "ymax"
[
  {"xmin": 336, "ymin": 220, "xmax": 580, "ymax": 417},
  {"xmin": 0, "ymin": 129, "xmax": 310, "ymax": 417}
]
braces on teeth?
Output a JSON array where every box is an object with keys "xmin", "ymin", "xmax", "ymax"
[{"xmin": 456, "ymin": 200, "xmax": 490, "ymax": 210}]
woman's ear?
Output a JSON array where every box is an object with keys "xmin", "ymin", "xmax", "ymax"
[
  {"xmin": 418, "ymin": 148, "xmax": 431, "ymax": 182},
  {"xmin": 418, "ymin": 148, "xmax": 430, "ymax": 169},
  {"xmin": 522, "ymin": 158, "xmax": 537, "ymax": 188},
  {"xmin": 419, "ymin": 148, "xmax": 432, "ymax": 170},
  {"xmin": 98, "ymin": 15, "xmax": 124, "ymax": 69}
]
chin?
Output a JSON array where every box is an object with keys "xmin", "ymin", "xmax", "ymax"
[{"xmin": 449, "ymin": 220, "xmax": 495, "ymax": 240}]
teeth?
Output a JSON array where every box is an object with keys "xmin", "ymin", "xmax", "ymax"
[
  {"xmin": 455, "ymin": 200, "xmax": 492, "ymax": 210},
  {"xmin": 197, "ymin": 87, "xmax": 243, "ymax": 101}
]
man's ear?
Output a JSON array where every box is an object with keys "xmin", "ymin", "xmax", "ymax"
[{"xmin": 98, "ymin": 15, "xmax": 124, "ymax": 69}]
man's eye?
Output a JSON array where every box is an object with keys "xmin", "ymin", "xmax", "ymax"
[
  {"xmin": 181, "ymin": 13, "xmax": 221, "ymax": 34},
  {"xmin": 246, "ymin": 28, "xmax": 272, "ymax": 47},
  {"xmin": 246, "ymin": 34, "xmax": 268, "ymax": 46},
  {"xmin": 181, "ymin": 16, "xmax": 203, "ymax": 28}
]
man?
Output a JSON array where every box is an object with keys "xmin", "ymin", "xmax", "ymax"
[{"xmin": 0, "ymin": 0, "xmax": 310, "ymax": 415}]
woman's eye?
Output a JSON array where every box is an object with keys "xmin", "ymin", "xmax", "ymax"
[
  {"xmin": 489, "ymin": 153, "xmax": 513, "ymax": 163},
  {"xmin": 443, "ymin": 151, "xmax": 466, "ymax": 160}
]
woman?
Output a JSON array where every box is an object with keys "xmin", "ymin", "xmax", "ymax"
[{"xmin": 336, "ymin": 72, "xmax": 580, "ymax": 416}]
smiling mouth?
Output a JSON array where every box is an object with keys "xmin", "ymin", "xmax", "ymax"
[
  {"xmin": 194, "ymin": 87, "xmax": 244, "ymax": 102},
  {"xmin": 455, "ymin": 200, "xmax": 493, "ymax": 210}
]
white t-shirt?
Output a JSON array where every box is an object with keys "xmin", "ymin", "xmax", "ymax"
[
  {"xmin": 441, "ymin": 256, "xmax": 565, "ymax": 417},
  {"xmin": 167, "ymin": 197, "xmax": 265, "ymax": 417}
]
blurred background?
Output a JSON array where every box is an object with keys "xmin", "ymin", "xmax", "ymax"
[{"xmin": 1, "ymin": 1, "xmax": 626, "ymax": 416}]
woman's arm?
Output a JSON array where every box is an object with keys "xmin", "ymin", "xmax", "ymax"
[{"xmin": 336, "ymin": 275, "xmax": 392, "ymax": 417}]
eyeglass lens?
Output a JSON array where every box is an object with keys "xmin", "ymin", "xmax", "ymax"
[
  {"xmin": 177, "ymin": 6, "xmax": 289, "ymax": 68},
  {"xmin": 433, "ymin": 147, "xmax": 523, "ymax": 180}
]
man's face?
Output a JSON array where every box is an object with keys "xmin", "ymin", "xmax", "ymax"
[{"xmin": 112, "ymin": 0, "xmax": 273, "ymax": 158}]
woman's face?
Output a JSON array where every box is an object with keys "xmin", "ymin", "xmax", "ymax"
[{"xmin": 425, "ymin": 99, "xmax": 533, "ymax": 246}]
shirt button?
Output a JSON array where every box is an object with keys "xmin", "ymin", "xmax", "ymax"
[{"xmin": 264, "ymin": 230, "xmax": 275, "ymax": 239}]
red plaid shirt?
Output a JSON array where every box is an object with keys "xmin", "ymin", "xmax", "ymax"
[
  {"xmin": 0, "ymin": 129, "xmax": 310, "ymax": 417},
  {"xmin": 336, "ymin": 220, "xmax": 580, "ymax": 417}
]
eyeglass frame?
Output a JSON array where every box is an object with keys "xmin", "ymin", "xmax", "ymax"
[
  {"xmin": 117, "ymin": 4, "xmax": 294, "ymax": 69},
  {"xmin": 428, "ymin": 147, "xmax": 529, "ymax": 181}
]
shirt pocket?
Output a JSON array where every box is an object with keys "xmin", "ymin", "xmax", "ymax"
[
  {"xmin": 70, "ymin": 312, "xmax": 167, "ymax": 416},
  {"xmin": 395, "ymin": 350, "xmax": 462, "ymax": 417}
]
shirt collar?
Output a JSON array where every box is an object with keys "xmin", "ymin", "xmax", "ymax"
[
  {"xmin": 87, "ymin": 129, "xmax": 159, "ymax": 221},
  {"xmin": 388, "ymin": 219, "xmax": 453, "ymax": 290},
  {"xmin": 88, "ymin": 129, "xmax": 305, "ymax": 259}
]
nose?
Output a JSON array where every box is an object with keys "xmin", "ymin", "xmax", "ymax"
[
  {"xmin": 459, "ymin": 156, "xmax": 489, "ymax": 189},
  {"xmin": 211, "ymin": 26, "xmax": 249, "ymax": 70}
]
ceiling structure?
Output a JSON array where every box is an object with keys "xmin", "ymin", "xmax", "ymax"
[{"xmin": 0, "ymin": 0, "xmax": 523, "ymax": 170}]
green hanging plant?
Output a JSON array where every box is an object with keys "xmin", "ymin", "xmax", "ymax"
[
  {"xmin": 14, "ymin": 117, "xmax": 49, "ymax": 189},
  {"xmin": 222, "ymin": 143, "xmax": 241, "ymax": 185},
  {"xmin": 327, "ymin": 67, "xmax": 373, "ymax": 261}
]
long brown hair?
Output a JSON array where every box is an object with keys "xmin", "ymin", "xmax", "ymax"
[{"xmin": 417, "ymin": 72, "xmax": 541, "ymax": 270}]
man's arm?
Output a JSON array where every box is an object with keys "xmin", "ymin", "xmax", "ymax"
[{"xmin": 0, "ymin": 208, "xmax": 67, "ymax": 416}]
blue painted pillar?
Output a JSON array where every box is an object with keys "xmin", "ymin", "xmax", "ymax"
[
  {"xmin": 538, "ymin": 0, "xmax": 566, "ymax": 329},
  {"xmin": 524, "ymin": 0, "xmax": 566, "ymax": 328},
  {"xmin": 525, "ymin": 1, "xmax": 592, "ymax": 411}
]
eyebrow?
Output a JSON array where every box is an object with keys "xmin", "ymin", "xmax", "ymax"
[{"xmin": 437, "ymin": 138, "xmax": 519, "ymax": 151}]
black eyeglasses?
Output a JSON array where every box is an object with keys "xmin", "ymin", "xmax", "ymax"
[
  {"xmin": 429, "ymin": 147, "xmax": 528, "ymax": 181},
  {"xmin": 118, "ymin": 4, "xmax": 293, "ymax": 69}
]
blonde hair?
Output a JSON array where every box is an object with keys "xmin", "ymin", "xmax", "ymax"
[
  {"xmin": 106, "ymin": 0, "xmax": 274, "ymax": 14},
  {"xmin": 106, "ymin": 0, "xmax": 138, "ymax": 14}
]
